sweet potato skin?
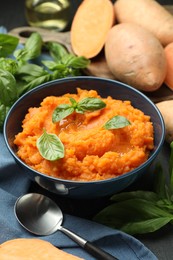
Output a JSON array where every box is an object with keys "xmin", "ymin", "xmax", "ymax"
[
  {"xmin": 114, "ymin": 0, "xmax": 173, "ymax": 46},
  {"xmin": 105, "ymin": 23, "xmax": 167, "ymax": 92},
  {"xmin": 156, "ymin": 100, "xmax": 173, "ymax": 143},
  {"xmin": 71, "ymin": 0, "xmax": 115, "ymax": 58},
  {"xmin": 164, "ymin": 42, "xmax": 173, "ymax": 91}
]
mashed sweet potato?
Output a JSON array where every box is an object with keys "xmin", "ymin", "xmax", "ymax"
[{"xmin": 14, "ymin": 88, "xmax": 154, "ymax": 181}]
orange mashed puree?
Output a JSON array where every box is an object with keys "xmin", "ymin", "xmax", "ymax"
[{"xmin": 14, "ymin": 88, "xmax": 154, "ymax": 181}]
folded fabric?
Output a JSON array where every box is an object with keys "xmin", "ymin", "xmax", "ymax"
[{"xmin": 0, "ymin": 133, "xmax": 157, "ymax": 259}]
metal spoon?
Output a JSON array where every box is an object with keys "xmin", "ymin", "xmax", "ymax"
[{"xmin": 14, "ymin": 193, "xmax": 118, "ymax": 260}]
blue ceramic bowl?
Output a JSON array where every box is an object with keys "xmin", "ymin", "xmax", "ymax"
[{"xmin": 3, "ymin": 76, "xmax": 165, "ymax": 198}]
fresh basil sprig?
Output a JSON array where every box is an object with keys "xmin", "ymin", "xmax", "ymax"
[
  {"xmin": 36, "ymin": 130, "xmax": 64, "ymax": 161},
  {"xmin": 93, "ymin": 142, "xmax": 173, "ymax": 235},
  {"xmin": 104, "ymin": 115, "xmax": 131, "ymax": 130},
  {"xmin": 0, "ymin": 33, "xmax": 90, "ymax": 131},
  {"xmin": 52, "ymin": 97, "xmax": 106, "ymax": 123}
]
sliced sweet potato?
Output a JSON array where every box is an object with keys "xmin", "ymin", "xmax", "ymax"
[
  {"xmin": 71, "ymin": 0, "xmax": 115, "ymax": 58},
  {"xmin": 0, "ymin": 238, "xmax": 83, "ymax": 259}
]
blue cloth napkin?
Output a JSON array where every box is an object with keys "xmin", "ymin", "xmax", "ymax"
[{"xmin": 0, "ymin": 132, "xmax": 158, "ymax": 260}]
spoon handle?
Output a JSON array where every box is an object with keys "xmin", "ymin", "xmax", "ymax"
[{"xmin": 60, "ymin": 226, "xmax": 119, "ymax": 260}]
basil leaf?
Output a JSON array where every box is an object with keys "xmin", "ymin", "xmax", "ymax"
[
  {"xmin": 37, "ymin": 130, "xmax": 64, "ymax": 161},
  {"xmin": 14, "ymin": 32, "xmax": 42, "ymax": 61},
  {"xmin": 77, "ymin": 97, "xmax": 106, "ymax": 113},
  {"xmin": 62, "ymin": 54, "xmax": 90, "ymax": 68},
  {"xmin": 111, "ymin": 191, "xmax": 159, "ymax": 202},
  {"xmin": 93, "ymin": 199, "xmax": 173, "ymax": 234},
  {"xmin": 121, "ymin": 217, "xmax": 171, "ymax": 235},
  {"xmin": 153, "ymin": 163, "xmax": 169, "ymax": 200},
  {"xmin": 0, "ymin": 57, "xmax": 18, "ymax": 74},
  {"xmin": 104, "ymin": 115, "xmax": 131, "ymax": 130},
  {"xmin": 42, "ymin": 60, "xmax": 59, "ymax": 70},
  {"xmin": 46, "ymin": 42, "xmax": 68, "ymax": 61},
  {"xmin": 0, "ymin": 103, "xmax": 10, "ymax": 131},
  {"xmin": 0, "ymin": 34, "xmax": 19, "ymax": 57},
  {"xmin": 69, "ymin": 97, "xmax": 78, "ymax": 108},
  {"xmin": 18, "ymin": 74, "xmax": 51, "ymax": 96},
  {"xmin": 17, "ymin": 63, "xmax": 48, "ymax": 82},
  {"xmin": 0, "ymin": 69, "xmax": 18, "ymax": 105},
  {"xmin": 52, "ymin": 104, "xmax": 74, "ymax": 123}
]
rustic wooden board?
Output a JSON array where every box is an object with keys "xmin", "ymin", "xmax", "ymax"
[{"xmin": 9, "ymin": 5, "xmax": 173, "ymax": 103}]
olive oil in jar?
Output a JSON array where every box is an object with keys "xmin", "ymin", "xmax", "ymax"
[{"xmin": 25, "ymin": 0, "xmax": 71, "ymax": 31}]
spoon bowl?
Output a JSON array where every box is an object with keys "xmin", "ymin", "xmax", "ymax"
[{"xmin": 14, "ymin": 193, "xmax": 118, "ymax": 260}]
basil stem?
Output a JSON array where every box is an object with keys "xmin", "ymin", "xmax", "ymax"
[
  {"xmin": 36, "ymin": 130, "xmax": 64, "ymax": 161},
  {"xmin": 104, "ymin": 115, "xmax": 131, "ymax": 130}
]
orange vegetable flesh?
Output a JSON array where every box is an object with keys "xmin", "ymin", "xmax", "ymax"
[
  {"xmin": 0, "ymin": 238, "xmax": 83, "ymax": 259},
  {"xmin": 71, "ymin": 0, "xmax": 115, "ymax": 58}
]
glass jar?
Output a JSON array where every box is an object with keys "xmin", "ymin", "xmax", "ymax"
[{"xmin": 25, "ymin": 0, "xmax": 71, "ymax": 31}]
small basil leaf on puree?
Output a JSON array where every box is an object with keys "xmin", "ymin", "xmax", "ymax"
[
  {"xmin": 52, "ymin": 97, "xmax": 106, "ymax": 122},
  {"xmin": 37, "ymin": 130, "xmax": 64, "ymax": 161},
  {"xmin": 104, "ymin": 115, "xmax": 131, "ymax": 130},
  {"xmin": 52, "ymin": 104, "xmax": 75, "ymax": 123},
  {"xmin": 77, "ymin": 97, "xmax": 106, "ymax": 112}
]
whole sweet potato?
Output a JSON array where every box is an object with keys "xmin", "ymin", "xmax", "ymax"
[
  {"xmin": 105, "ymin": 23, "xmax": 167, "ymax": 92},
  {"xmin": 114, "ymin": 0, "xmax": 173, "ymax": 46}
]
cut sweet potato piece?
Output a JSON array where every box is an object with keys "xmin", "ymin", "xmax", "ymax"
[
  {"xmin": 0, "ymin": 238, "xmax": 83, "ymax": 259},
  {"xmin": 71, "ymin": 0, "xmax": 115, "ymax": 58}
]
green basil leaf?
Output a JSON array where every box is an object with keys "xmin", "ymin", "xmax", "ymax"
[
  {"xmin": 0, "ymin": 34, "xmax": 19, "ymax": 57},
  {"xmin": 104, "ymin": 115, "xmax": 131, "ymax": 130},
  {"xmin": 0, "ymin": 69, "xmax": 18, "ymax": 105},
  {"xmin": 69, "ymin": 97, "xmax": 78, "ymax": 108},
  {"xmin": 77, "ymin": 97, "xmax": 106, "ymax": 112},
  {"xmin": 62, "ymin": 54, "xmax": 90, "ymax": 68},
  {"xmin": 42, "ymin": 60, "xmax": 60, "ymax": 70},
  {"xmin": 153, "ymin": 163, "xmax": 169, "ymax": 200},
  {"xmin": 17, "ymin": 63, "xmax": 48, "ymax": 81},
  {"xmin": 14, "ymin": 32, "xmax": 42, "ymax": 61},
  {"xmin": 18, "ymin": 74, "xmax": 51, "ymax": 96},
  {"xmin": 37, "ymin": 130, "xmax": 64, "ymax": 161},
  {"xmin": 121, "ymin": 217, "xmax": 171, "ymax": 235},
  {"xmin": 93, "ymin": 199, "xmax": 173, "ymax": 234},
  {"xmin": 46, "ymin": 42, "xmax": 68, "ymax": 61},
  {"xmin": 52, "ymin": 104, "xmax": 74, "ymax": 123},
  {"xmin": 111, "ymin": 190, "xmax": 159, "ymax": 202},
  {"xmin": 0, "ymin": 58, "xmax": 18, "ymax": 74},
  {"xmin": 0, "ymin": 103, "xmax": 10, "ymax": 131}
]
